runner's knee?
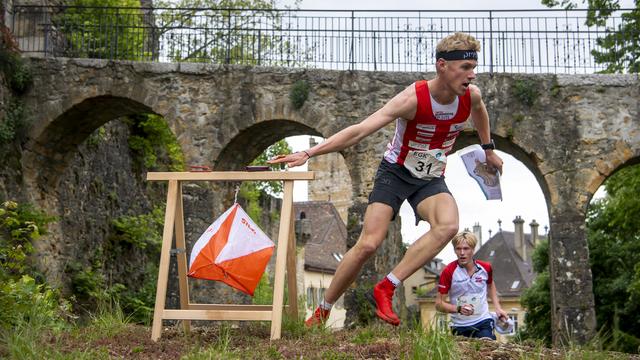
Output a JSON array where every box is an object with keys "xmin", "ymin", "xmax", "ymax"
[
  {"xmin": 432, "ymin": 223, "xmax": 458, "ymax": 243},
  {"xmin": 353, "ymin": 237, "xmax": 382, "ymax": 259}
]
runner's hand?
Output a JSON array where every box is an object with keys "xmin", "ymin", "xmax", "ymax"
[
  {"xmin": 496, "ymin": 308, "xmax": 508, "ymax": 321},
  {"xmin": 460, "ymin": 304, "xmax": 474, "ymax": 316},
  {"xmin": 267, "ymin": 151, "xmax": 310, "ymax": 168},
  {"xmin": 485, "ymin": 150, "xmax": 504, "ymax": 175}
]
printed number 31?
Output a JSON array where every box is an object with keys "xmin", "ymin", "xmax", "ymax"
[{"xmin": 416, "ymin": 162, "xmax": 432, "ymax": 173}]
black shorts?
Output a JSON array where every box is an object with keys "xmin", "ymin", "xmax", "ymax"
[{"xmin": 368, "ymin": 159, "xmax": 452, "ymax": 224}]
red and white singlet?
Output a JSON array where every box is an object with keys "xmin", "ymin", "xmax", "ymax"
[{"xmin": 383, "ymin": 80, "xmax": 471, "ymax": 179}]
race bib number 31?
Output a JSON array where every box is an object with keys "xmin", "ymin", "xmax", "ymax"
[{"xmin": 404, "ymin": 149, "xmax": 447, "ymax": 179}]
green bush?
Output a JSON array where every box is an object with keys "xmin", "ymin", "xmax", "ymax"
[
  {"xmin": 111, "ymin": 206, "xmax": 164, "ymax": 251},
  {"xmin": 119, "ymin": 263, "xmax": 157, "ymax": 324},
  {"xmin": 239, "ymin": 182, "xmax": 263, "ymax": 227},
  {"xmin": 0, "ymin": 100, "xmax": 27, "ymax": 145},
  {"xmin": 0, "ymin": 275, "xmax": 70, "ymax": 331},
  {"xmin": 513, "ymin": 79, "xmax": 538, "ymax": 107},
  {"xmin": 289, "ymin": 80, "xmax": 310, "ymax": 110},
  {"xmin": 0, "ymin": 47, "xmax": 32, "ymax": 94},
  {"xmin": 68, "ymin": 261, "xmax": 118, "ymax": 303},
  {"xmin": 126, "ymin": 114, "xmax": 185, "ymax": 171},
  {"xmin": 252, "ymin": 272, "xmax": 274, "ymax": 305},
  {"xmin": 0, "ymin": 200, "xmax": 55, "ymax": 278},
  {"xmin": 517, "ymin": 239, "xmax": 552, "ymax": 345},
  {"xmin": 351, "ymin": 280, "xmax": 376, "ymax": 326}
]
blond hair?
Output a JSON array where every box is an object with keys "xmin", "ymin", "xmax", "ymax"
[
  {"xmin": 451, "ymin": 231, "xmax": 478, "ymax": 249},
  {"xmin": 436, "ymin": 32, "xmax": 481, "ymax": 53}
]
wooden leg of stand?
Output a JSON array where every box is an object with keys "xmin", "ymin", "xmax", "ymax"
[
  {"xmin": 286, "ymin": 211, "xmax": 298, "ymax": 319},
  {"xmin": 151, "ymin": 180, "xmax": 179, "ymax": 341},
  {"xmin": 174, "ymin": 182, "xmax": 191, "ymax": 334},
  {"xmin": 270, "ymin": 180, "xmax": 294, "ymax": 340}
]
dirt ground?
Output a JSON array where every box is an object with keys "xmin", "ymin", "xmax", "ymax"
[{"xmin": 46, "ymin": 324, "xmax": 640, "ymax": 360}]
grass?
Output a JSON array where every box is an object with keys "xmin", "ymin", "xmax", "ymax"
[
  {"xmin": 404, "ymin": 325, "xmax": 460, "ymax": 360},
  {"xmin": 2, "ymin": 305, "xmax": 638, "ymax": 360}
]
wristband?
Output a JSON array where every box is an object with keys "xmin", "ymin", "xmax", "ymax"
[
  {"xmin": 456, "ymin": 305, "xmax": 462, "ymax": 314},
  {"xmin": 481, "ymin": 139, "xmax": 495, "ymax": 150},
  {"xmin": 302, "ymin": 150, "xmax": 311, "ymax": 159}
]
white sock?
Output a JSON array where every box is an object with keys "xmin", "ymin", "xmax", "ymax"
[
  {"xmin": 386, "ymin": 272, "xmax": 401, "ymax": 288},
  {"xmin": 319, "ymin": 299, "xmax": 333, "ymax": 311}
]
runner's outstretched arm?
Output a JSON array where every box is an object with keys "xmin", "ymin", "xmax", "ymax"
[{"xmin": 268, "ymin": 84, "xmax": 418, "ymax": 168}]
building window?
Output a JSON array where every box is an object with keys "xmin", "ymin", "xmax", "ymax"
[
  {"xmin": 306, "ymin": 286, "xmax": 327, "ymax": 309},
  {"xmin": 510, "ymin": 280, "xmax": 520, "ymax": 290},
  {"xmin": 306, "ymin": 287, "xmax": 316, "ymax": 308}
]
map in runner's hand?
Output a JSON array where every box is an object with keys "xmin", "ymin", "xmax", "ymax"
[{"xmin": 460, "ymin": 146, "xmax": 502, "ymax": 201}]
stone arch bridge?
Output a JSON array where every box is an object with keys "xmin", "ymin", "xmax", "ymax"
[{"xmin": 19, "ymin": 57, "xmax": 640, "ymax": 343}]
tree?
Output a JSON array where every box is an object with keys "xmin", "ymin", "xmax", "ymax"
[
  {"xmin": 154, "ymin": 0, "xmax": 300, "ymax": 65},
  {"xmin": 542, "ymin": 0, "xmax": 640, "ymax": 73},
  {"xmin": 520, "ymin": 165, "xmax": 640, "ymax": 353},
  {"xmin": 52, "ymin": 0, "xmax": 298, "ymax": 64},
  {"xmin": 56, "ymin": 0, "xmax": 153, "ymax": 60},
  {"xmin": 586, "ymin": 164, "xmax": 640, "ymax": 353},
  {"xmin": 249, "ymin": 138, "xmax": 292, "ymax": 195},
  {"xmin": 239, "ymin": 139, "xmax": 292, "ymax": 225},
  {"xmin": 519, "ymin": 239, "xmax": 552, "ymax": 345}
]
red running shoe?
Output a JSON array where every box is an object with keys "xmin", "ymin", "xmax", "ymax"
[
  {"xmin": 373, "ymin": 278, "xmax": 400, "ymax": 326},
  {"xmin": 305, "ymin": 306, "xmax": 330, "ymax": 327}
]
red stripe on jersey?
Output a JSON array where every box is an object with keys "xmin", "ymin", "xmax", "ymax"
[
  {"xmin": 397, "ymin": 80, "xmax": 471, "ymax": 167},
  {"xmin": 476, "ymin": 260, "xmax": 493, "ymax": 284},
  {"xmin": 438, "ymin": 261, "xmax": 458, "ymax": 294}
]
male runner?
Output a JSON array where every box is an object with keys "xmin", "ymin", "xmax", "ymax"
[
  {"xmin": 269, "ymin": 32, "xmax": 503, "ymax": 327},
  {"xmin": 436, "ymin": 231, "xmax": 508, "ymax": 339}
]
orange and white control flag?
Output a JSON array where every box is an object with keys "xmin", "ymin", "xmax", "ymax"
[{"xmin": 188, "ymin": 203, "xmax": 275, "ymax": 296}]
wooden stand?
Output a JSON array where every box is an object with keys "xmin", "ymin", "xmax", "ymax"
[{"xmin": 146, "ymin": 171, "xmax": 314, "ymax": 341}]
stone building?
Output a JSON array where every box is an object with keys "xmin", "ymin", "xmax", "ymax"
[
  {"xmin": 294, "ymin": 201, "xmax": 347, "ymax": 329},
  {"xmin": 306, "ymin": 137, "xmax": 352, "ymax": 225},
  {"xmin": 418, "ymin": 217, "xmax": 545, "ymax": 342},
  {"xmin": 403, "ymin": 258, "xmax": 444, "ymax": 308}
]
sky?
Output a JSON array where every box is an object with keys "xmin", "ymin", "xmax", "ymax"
[{"xmin": 276, "ymin": 0, "xmax": 627, "ymax": 263}]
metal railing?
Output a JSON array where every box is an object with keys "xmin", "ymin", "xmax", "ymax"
[{"xmin": 9, "ymin": 5, "xmax": 637, "ymax": 74}]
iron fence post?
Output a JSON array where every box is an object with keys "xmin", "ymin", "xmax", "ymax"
[
  {"xmin": 11, "ymin": 5, "xmax": 16, "ymax": 35},
  {"xmin": 226, "ymin": 9, "xmax": 231, "ymax": 64},
  {"xmin": 257, "ymin": 29, "xmax": 261, "ymax": 66},
  {"xmin": 151, "ymin": 19, "xmax": 157, "ymax": 61},
  {"xmin": 489, "ymin": 10, "xmax": 494, "ymax": 76},
  {"xmin": 373, "ymin": 30, "xmax": 377, "ymax": 71},
  {"xmin": 114, "ymin": 8, "xmax": 120, "ymax": 59},
  {"xmin": 350, "ymin": 10, "xmax": 355, "ymax": 71}
]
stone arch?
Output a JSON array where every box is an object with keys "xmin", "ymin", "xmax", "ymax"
[
  {"xmin": 214, "ymin": 119, "xmax": 323, "ymax": 170},
  {"xmin": 23, "ymin": 95, "xmax": 159, "ymax": 191},
  {"xmin": 19, "ymin": 94, "xmax": 184, "ymax": 287},
  {"xmin": 213, "ymin": 119, "xmax": 355, "ymax": 207},
  {"xmin": 584, "ymin": 156, "xmax": 640, "ymax": 210}
]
